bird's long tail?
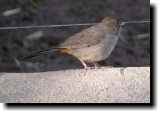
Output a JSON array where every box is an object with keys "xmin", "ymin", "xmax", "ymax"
[{"xmin": 20, "ymin": 47, "xmax": 62, "ymax": 61}]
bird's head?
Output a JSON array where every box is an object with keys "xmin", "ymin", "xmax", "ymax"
[
  {"xmin": 100, "ymin": 17, "xmax": 122, "ymax": 34},
  {"xmin": 101, "ymin": 17, "xmax": 121, "ymax": 27}
]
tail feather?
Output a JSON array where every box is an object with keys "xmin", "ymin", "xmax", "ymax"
[{"xmin": 20, "ymin": 47, "xmax": 61, "ymax": 61}]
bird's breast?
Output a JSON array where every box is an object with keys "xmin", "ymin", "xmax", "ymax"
[{"xmin": 72, "ymin": 35, "xmax": 119, "ymax": 62}]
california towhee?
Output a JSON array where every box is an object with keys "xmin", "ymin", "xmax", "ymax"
[{"xmin": 21, "ymin": 17, "xmax": 122, "ymax": 69}]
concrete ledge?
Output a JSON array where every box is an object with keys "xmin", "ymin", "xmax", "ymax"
[{"xmin": 0, "ymin": 67, "xmax": 150, "ymax": 103}]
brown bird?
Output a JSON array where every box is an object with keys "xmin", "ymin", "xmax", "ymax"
[{"xmin": 21, "ymin": 17, "xmax": 122, "ymax": 69}]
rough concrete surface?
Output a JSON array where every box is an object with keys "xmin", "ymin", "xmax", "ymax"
[{"xmin": 0, "ymin": 67, "xmax": 150, "ymax": 103}]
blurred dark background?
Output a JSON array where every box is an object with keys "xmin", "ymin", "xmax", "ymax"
[{"xmin": 0, "ymin": 0, "xmax": 150, "ymax": 72}]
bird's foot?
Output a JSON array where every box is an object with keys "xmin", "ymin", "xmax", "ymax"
[
  {"xmin": 92, "ymin": 63, "xmax": 103, "ymax": 69},
  {"xmin": 80, "ymin": 60, "xmax": 92, "ymax": 70},
  {"xmin": 80, "ymin": 60, "xmax": 103, "ymax": 70}
]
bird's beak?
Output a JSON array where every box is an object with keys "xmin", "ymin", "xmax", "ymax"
[{"xmin": 120, "ymin": 21, "xmax": 126, "ymax": 26}]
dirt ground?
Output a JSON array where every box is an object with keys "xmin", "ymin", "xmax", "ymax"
[{"xmin": 0, "ymin": 0, "xmax": 150, "ymax": 72}]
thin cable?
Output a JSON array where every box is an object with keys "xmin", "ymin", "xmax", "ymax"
[
  {"xmin": 0, "ymin": 20, "xmax": 150, "ymax": 30},
  {"xmin": 0, "ymin": 23, "xmax": 97, "ymax": 30},
  {"xmin": 121, "ymin": 20, "xmax": 150, "ymax": 26}
]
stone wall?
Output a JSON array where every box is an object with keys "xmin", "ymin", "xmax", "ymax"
[{"xmin": 0, "ymin": 67, "xmax": 150, "ymax": 103}]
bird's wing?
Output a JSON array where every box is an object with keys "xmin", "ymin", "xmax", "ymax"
[{"xmin": 60, "ymin": 24, "xmax": 109, "ymax": 48}]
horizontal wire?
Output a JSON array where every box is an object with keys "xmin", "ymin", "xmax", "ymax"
[
  {"xmin": 121, "ymin": 20, "xmax": 150, "ymax": 26},
  {"xmin": 0, "ymin": 23, "xmax": 97, "ymax": 30},
  {"xmin": 0, "ymin": 20, "xmax": 150, "ymax": 30}
]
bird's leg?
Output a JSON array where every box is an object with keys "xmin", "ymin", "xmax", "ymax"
[
  {"xmin": 92, "ymin": 63, "xmax": 102, "ymax": 69},
  {"xmin": 80, "ymin": 60, "xmax": 92, "ymax": 70}
]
